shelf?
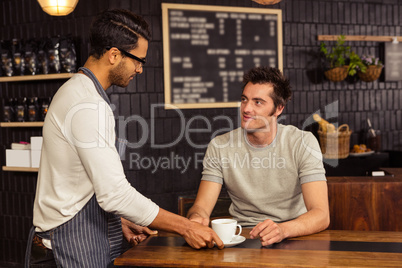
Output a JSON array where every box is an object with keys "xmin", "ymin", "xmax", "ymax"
[
  {"xmin": 2, "ymin": 166, "xmax": 38, "ymax": 172},
  {"xmin": 0, "ymin": 122, "xmax": 44, "ymax": 127},
  {"xmin": 1, "ymin": 74, "xmax": 61, "ymax": 173},
  {"xmin": 318, "ymin": 35, "xmax": 402, "ymax": 42},
  {"xmin": 0, "ymin": 73, "xmax": 74, "ymax": 82}
]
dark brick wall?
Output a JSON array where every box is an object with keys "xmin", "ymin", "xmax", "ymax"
[{"xmin": 1, "ymin": 0, "xmax": 402, "ymax": 265}]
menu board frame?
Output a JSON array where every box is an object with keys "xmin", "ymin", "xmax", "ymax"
[{"xmin": 162, "ymin": 3, "xmax": 283, "ymax": 109}]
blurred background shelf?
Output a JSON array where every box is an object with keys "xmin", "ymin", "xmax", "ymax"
[
  {"xmin": 2, "ymin": 166, "xmax": 39, "ymax": 172},
  {"xmin": 0, "ymin": 73, "xmax": 74, "ymax": 82},
  {"xmin": 0, "ymin": 122, "xmax": 44, "ymax": 127}
]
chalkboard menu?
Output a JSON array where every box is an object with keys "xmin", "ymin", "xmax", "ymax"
[
  {"xmin": 162, "ymin": 3, "xmax": 283, "ymax": 109},
  {"xmin": 384, "ymin": 43, "xmax": 402, "ymax": 81}
]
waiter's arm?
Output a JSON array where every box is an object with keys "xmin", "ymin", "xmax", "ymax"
[{"xmin": 149, "ymin": 208, "xmax": 224, "ymax": 249}]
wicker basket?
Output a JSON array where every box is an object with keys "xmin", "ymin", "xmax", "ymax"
[
  {"xmin": 318, "ymin": 124, "xmax": 352, "ymax": 159},
  {"xmin": 357, "ymin": 65, "xmax": 383, "ymax": 82},
  {"xmin": 324, "ymin": 66, "xmax": 349, "ymax": 82}
]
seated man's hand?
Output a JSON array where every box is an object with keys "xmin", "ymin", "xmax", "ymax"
[
  {"xmin": 249, "ymin": 219, "xmax": 285, "ymax": 246},
  {"xmin": 188, "ymin": 213, "xmax": 210, "ymax": 227},
  {"xmin": 183, "ymin": 221, "xmax": 224, "ymax": 249},
  {"xmin": 121, "ymin": 217, "xmax": 158, "ymax": 246}
]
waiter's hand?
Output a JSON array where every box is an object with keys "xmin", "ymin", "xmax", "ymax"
[
  {"xmin": 183, "ymin": 221, "xmax": 224, "ymax": 249},
  {"xmin": 121, "ymin": 217, "xmax": 158, "ymax": 246},
  {"xmin": 249, "ymin": 219, "xmax": 285, "ymax": 246}
]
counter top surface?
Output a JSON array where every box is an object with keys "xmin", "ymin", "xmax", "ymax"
[
  {"xmin": 115, "ymin": 229, "xmax": 402, "ymax": 267},
  {"xmin": 327, "ymin": 167, "xmax": 402, "ymax": 182}
]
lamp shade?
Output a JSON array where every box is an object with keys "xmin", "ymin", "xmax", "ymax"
[
  {"xmin": 37, "ymin": 0, "xmax": 79, "ymax": 16},
  {"xmin": 252, "ymin": 0, "xmax": 282, "ymax": 5}
]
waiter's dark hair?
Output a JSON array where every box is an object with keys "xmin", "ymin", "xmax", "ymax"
[
  {"xmin": 89, "ymin": 9, "xmax": 151, "ymax": 59},
  {"xmin": 242, "ymin": 67, "xmax": 292, "ymax": 110}
]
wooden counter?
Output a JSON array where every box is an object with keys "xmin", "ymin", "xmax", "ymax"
[
  {"xmin": 115, "ymin": 229, "xmax": 402, "ymax": 267},
  {"xmin": 327, "ymin": 168, "xmax": 402, "ymax": 231}
]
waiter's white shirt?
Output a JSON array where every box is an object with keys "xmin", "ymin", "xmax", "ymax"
[{"xmin": 33, "ymin": 74, "xmax": 159, "ymax": 232}]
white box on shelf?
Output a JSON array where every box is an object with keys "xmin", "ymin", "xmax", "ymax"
[
  {"xmin": 31, "ymin": 150, "xmax": 42, "ymax": 168},
  {"xmin": 30, "ymin": 136, "xmax": 43, "ymax": 151},
  {"xmin": 6, "ymin": 149, "xmax": 31, "ymax": 167}
]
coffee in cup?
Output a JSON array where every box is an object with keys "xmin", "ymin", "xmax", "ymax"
[{"xmin": 211, "ymin": 219, "xmax": 242, "ymax": 243}]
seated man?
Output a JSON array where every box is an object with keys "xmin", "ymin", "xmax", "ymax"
[{"xmin": 187, "ymin": 67, "xmax": 330, "ymax": 246}]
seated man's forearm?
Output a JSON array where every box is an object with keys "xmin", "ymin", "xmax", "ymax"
[
  {"xmin": 277, "ymin": 180, "xmax": 330, "ymax": 240},
  {"xmin": 250, "ymin": 207, "xmax": 329, "ymax": 246},
  {"xmin": 279, "ymin": 207, "xmax": 330, "ymax": 239},
  {"xmin": 187, "ymin": 204, "xmax": 210, "ymax": 220},
  {"xmin": 186, "ymin": 181, "xmax": 222, "ymax": 225}
]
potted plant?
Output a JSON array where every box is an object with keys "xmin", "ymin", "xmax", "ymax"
[
  {"xmin": 346, "ymin": 52, "xmax": 366, "ymax": 76},
  {"xmin": 357, "ymin": 55, "xmax": 383, "ymax": 82},
  {"xmin": 344, "ymin": 51, "xmax": 366, "ymax": 83},
  {"xmin": 320, "ymin": 35, "xmax": 350, "ymax": 82}
]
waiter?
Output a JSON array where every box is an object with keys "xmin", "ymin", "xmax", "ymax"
[{"xmin": 26, "ymin": 9, "xmax": 223, "ymax": 267}]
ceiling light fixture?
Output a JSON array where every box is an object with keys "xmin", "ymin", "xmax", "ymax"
[
  {"xmin": 37, "ymin": 0, "xmax": 79, "ymax": 16},
  {"xmin": 252, "ymin": 0, "xmax": 282, "ymax": 5}
]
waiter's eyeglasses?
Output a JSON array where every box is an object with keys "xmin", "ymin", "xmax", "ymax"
[{"xmin": 106, "ymin": 46, "xmax": 146, "ymax": 66}]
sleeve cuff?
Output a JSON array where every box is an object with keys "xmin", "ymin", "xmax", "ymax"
[
  {"xmin": 300, "ymin": 173, "xmax": 327, "ymax": 184},
  {"xmin": 201, "ymin": 174, "xmax": 223, "ymax": 184}
]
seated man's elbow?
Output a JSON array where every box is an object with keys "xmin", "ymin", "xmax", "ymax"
[
  {"xmin": 313, "ymin": 207, "xmax": 330, "ymax": 232},
  {"xmin": 324, "ymin": 215, "xmax": 330, "ymax": 229},
  {"xmin": 321, "ymin": 212, "xmax": 330, "ymax": 230}
]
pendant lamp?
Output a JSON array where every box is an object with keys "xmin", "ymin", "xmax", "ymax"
[
  {"xmin": 37, "ymin": 0, "xmax": 79, "ymax": 16},
  {"xmin": 252, "ymin": 0, "xmax": 282, "ymax": 5}
]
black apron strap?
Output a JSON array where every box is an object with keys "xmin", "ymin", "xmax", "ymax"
[
  {"xmin": 78, "ymin": 67, "xmax": 111, "ymax": 105},
  {"xmin": 24, "ymin": 226, "xmax": 35, "ymax": 267},
  {"xmin": 78, "ymin": 67, "xmax": 128, "ymax": 159}
]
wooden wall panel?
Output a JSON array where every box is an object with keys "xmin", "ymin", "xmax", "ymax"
[{"xmin": 328, "ymin": 171, "xmax": 402, "ymax": 231}]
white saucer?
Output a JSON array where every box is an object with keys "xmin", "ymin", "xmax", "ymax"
[{"xmin": 223, "ymin": 235, "xmax": 246, "ymax": 247}]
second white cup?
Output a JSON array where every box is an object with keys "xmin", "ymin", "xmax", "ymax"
[{"xmin": 211, "ymin": 218, "xmax": 242, "ymax": 243}]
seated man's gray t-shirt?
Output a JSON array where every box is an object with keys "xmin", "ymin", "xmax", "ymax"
[{"xmin": 201, "ymin": 124, "xmax": 326, "ymax": 227}]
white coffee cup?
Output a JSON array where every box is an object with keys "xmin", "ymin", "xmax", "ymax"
[{"xmin": 211, "ymin": 218, "xmax": 242, "ymax": 243}]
